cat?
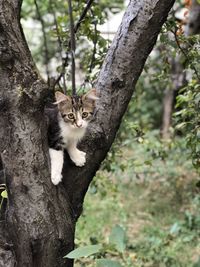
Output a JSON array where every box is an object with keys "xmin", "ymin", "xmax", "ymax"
[{"xmin": 45, "ymin": 88, "xmax": 98, "ymax": 185}]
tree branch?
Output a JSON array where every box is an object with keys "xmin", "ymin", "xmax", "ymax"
[
  {"xmin": 62, "ymin": 0, "xmax": 176, "ymax": 219},
  {"xmin": 67, "ymin": 0, "xmax": 76, "ymax": 96},
  {"xmin": 0, "ymin": 222, "xmax": 15, "ymax": 267},
  {"xmin": 74, "ymin": 0, "xmax": 94, "ymax": 33},
  {"xmin": 88, "ymin": 13, "xmax": 98, "ymax": 75},
  {"xmin": 53, "ymin": 0, "xmax": 95, "ymax": 88},
  {"xmin": 49, "ymin": 0, "xmax": 67, "ymax": 93}
]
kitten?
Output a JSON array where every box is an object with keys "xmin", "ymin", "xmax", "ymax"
[{"xmin": 45, "ymin": 88, "xmax": 98, "ymax": 185}]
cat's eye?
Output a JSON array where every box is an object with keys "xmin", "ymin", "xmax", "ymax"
[
  {"xmin": 68, "ymin": 113, "xmax": 74, "ymax": 120},
  {"xmin": 82, "ymin": 112, "xmax": 88, "ymax": 118}
]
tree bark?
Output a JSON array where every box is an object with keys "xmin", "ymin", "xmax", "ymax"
[
  {"xmin": 0, "ymin": 1, "xmax": 75, "ymax": 266},
  {"xmin": 0, "ymin": 0, "xmax": 175, "ymax": 266}
]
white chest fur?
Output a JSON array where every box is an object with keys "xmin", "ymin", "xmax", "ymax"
[
  {"xmin": 49, "ymin": 118, "xmax": 87, "ymax": 185},
  {"xmin": 59, "ymin": 119, "xmax": 86, "ymax": 147}
]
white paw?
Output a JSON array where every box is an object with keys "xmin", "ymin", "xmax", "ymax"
[
  {"xmin": 51, "ymin": 173, "xmax": 62, "ymax": 185},
  {"xmin": 72, "ymin": 151, "xmax": 86, "ymax": 167}
]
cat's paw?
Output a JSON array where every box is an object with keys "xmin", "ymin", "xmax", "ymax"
[
  {"xmin": 73, "ymin": 151, "xmax": 86, "ymax": 167},
  {"xmin": 51, "ymin": 173, "xmax": 62, "ymax": 185}
]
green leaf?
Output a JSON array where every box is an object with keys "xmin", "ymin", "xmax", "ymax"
[
  {"xmin": 160, "ymin": 34, "xmax": 168, "ymax": 43},
  {"xmin": 1, "ymin": 190, "xmax": 8, "ymax": 199},
  {"xmin": 144, "ymin": 160, "xmax": 152, "ymax": 166},
  {"xmin": 175, "ymin": 122, "xmax": 187, "ymax": 130},
  {"xmin": 170, "ymin": 222, "xmax": 181, "ymax": 235},
  {"xmin": 109, "ymin": 225, "xmax": 126, "ymax": 252},
  {"xmin": 96, "ymin": 259, "xmax": 123, "ymax": 267},
  {"xmin": 64, "ymin": 244, "xmax": 102, "ymax": 259}
]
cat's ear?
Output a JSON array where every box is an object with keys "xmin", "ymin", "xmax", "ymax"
[
  {"xmin": 83, "ymin": 88, "xmax": 99, "ymax": 101},
  {"xmin": 54, "ymin": 91, "xmax": 70, "ymax": 104}
]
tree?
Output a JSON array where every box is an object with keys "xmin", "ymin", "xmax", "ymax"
[{"xmin": 0, "ymin": 0, "xmax": 175, "ymax": 266}]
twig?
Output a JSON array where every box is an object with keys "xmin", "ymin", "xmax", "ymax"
[
  {"xmin": 53, "ymin": 0, "xmax": 95, "ymax": 89},
  {"xmin": 49, "ymin": 0, "xmax": 67, "ymax": 93},
  {"xmin": 34, "ymin": 0, "xmax": 50, "ymax": 82},
  {"xmin": 67, "ymin": 0, "xmax": 76, "ymax": 96},
  {"xmin": 74, "ymin": 0, "xmax": 94, "ymax": 33},
  {"xmin": 54, "ymin": 53, "xmax": 69, "ymax": 89},
  {"xmin": 89, "ymin": 15, "xmax": 98, "ymax": 74}
]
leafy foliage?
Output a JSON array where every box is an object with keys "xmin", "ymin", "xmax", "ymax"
[
  {"xmin": 103, "ymin": 5, "xmax": 200, "ymax": 174},
  {"xmin": 175, "ymin": 79, "xmax": 200, "ymax": 171},
  {"xmin": 21, "ymin": 0, "xmax": 124, "ymax": 84},
  {"xmin": 65, "ymin": 224, "xmax": 126, "ymax": 266},
  {"xmin": 64, "ymin": 244, "xmax": 102, "ymax": 259},
  {"xmin": 75, "ymin": 134, "xmax": 199, "ymax": 266},
  {"xmin": 109, "ymin": 225, "xmax": 126, "ymax": 253}
]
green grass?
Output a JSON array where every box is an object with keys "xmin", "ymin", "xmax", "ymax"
[{"xmin": 74, "ymin": 135, "xmax": 200, "ymax": 267}]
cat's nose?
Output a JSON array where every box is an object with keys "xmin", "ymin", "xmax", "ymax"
[{"xmin": 76, "ymin": 123, "xmax": 83, "ymax": 128}]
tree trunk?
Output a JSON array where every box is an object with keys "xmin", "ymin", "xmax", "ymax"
[
  {"xmin": 0, "ymin": 0, "xmax": 175, "ymax": 266},
  {"xmin": 161, "ymin": 88, "xmax": 174, "ymax": 139},
  {"xmin": 161, "ymin": 56, "xmax": 186, "ymax": 139}
]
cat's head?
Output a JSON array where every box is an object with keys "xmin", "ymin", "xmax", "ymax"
[{"xmin": 55, "ymin": 89, "xmax": 98, "ymax": 129}]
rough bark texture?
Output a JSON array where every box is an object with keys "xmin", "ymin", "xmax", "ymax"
[
  {"xmin": 0, "ymin": 1, "xmax": 75, "ymax": 266},
  {"xmin": 0, "ymin": 0, "xmax": 175, "ymax": 266}
]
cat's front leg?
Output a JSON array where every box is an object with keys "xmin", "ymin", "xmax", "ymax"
[
  {"xmin": 67, "ymin": 143, "xmax": 86, "ymax": 167},
  {"xmin": 49, "ymin": 148, "xmax": 64, "ymax": 185}
]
